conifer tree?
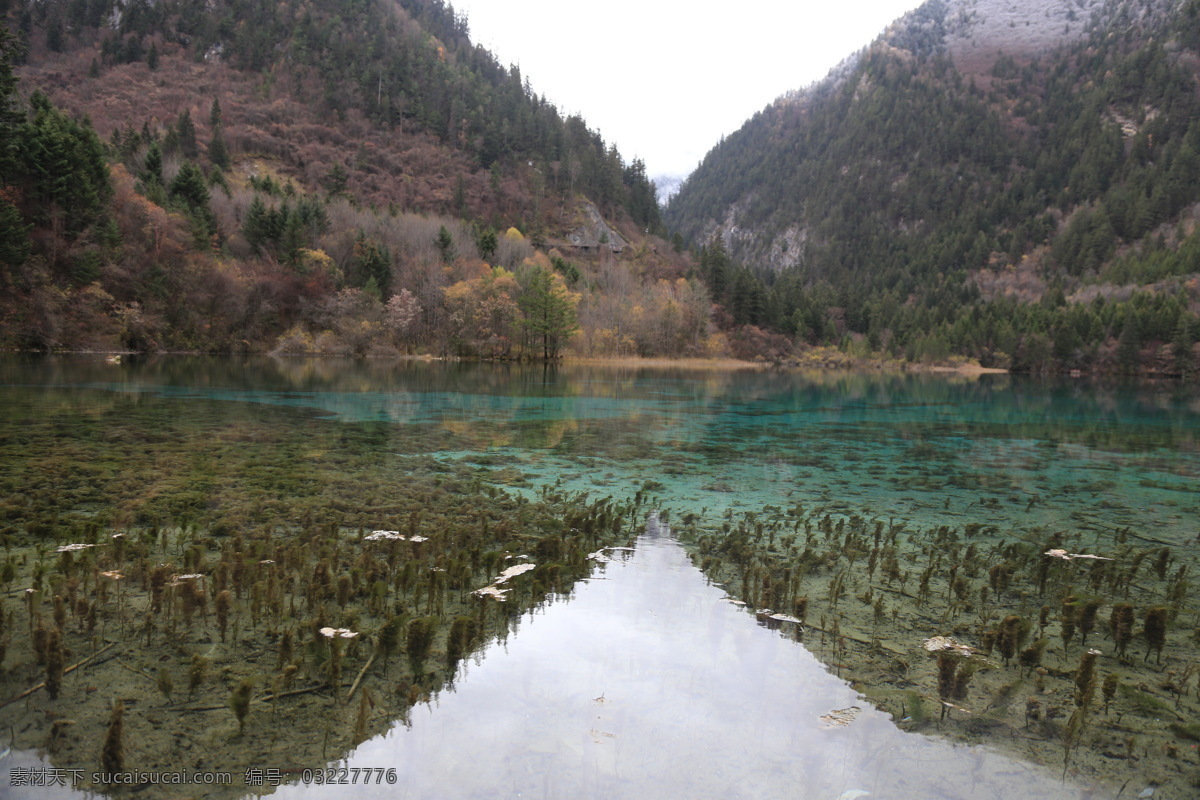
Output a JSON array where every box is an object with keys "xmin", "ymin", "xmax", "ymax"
[
  {"xmin": 176, "ymin": 109, "xmax": 198, "ymax": 159},
  {"xmin": 0, "ymin": 198, "xmax": 29, "ymax": 270},
  {"xmin": 19, "ymin": 92, "xmax": 110, "ymax": 235},
  {"xmin": 169, "ymin": 162, "xmax": 210, "ymax": 212},
  {"xmin": 0, "ymin": 27, "xmax": 25, "ymax": 183},
  {"xmin": 353, "ymin": 233, "xmax": 391, "ymax": 298},
  {"xmin": 242, "ymin": 196, "xmax": 272, "ymax": 253},
  {"xmin": 518, "ymin": 264, "xmax": 579, "ymax": 360},
  {"xmin": 1173, "ymin": 318, "xmax": 1195, "ymax": 376},
  {"xmin": 208, "ymin": 98, "xmax": 229, "ymax": 170}
]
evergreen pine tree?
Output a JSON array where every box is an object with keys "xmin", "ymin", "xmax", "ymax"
[
  {"xmin": 1116, "ymin": 317, "xmax": 1141, "ymax": 374},
  {"xmin": 176, "ymin": 109, "xmax": 198, "ymax": 159},
  {"xmin": 324, "ymin": 163, "xmax": 348, "ymax": 197},
  {"xmin": 353, "ymin": 233, "xmax": 392, "ymax": 298},
  {"xmin": 0, "ymin": 25, "xmax": 26, "ymax": 185},
  {"xmin": 476, "ymin": 227, "xmax": 498, "ymax": 261},
  {"xmin": 1173, "ymin": 317, "xmax": 1195, "ymax": 376},
  {"xmin": 46, "ymin": 19, "xmax": 64, "ymax": 53},
  {"xmin": 435, "ymin": 225, "xmax": 455, "ymax": 264},
  {"xmin": 518, "ymin": 264, "xmax": 579, "ymax": 360},
  {"xmin": 168, "ymin": 161, "xmax": 210, "ymax": 211},
  {"xmin": 0, "ymin": 198, "xmax": 30, "ymax": 270},
  {"xmin": 208, "ymin": 98, "xmax": 229, "ymax": 170},
  {"xmin": 19, "ymin": 92, "xmax": 111, "ymax": 235},
  {"xmin": 142, "ymin": 143, "xmax": 163, "ymax": 188}
]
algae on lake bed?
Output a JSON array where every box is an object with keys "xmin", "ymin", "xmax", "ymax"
[
  {"xmin": 672, "ymin": 504, "xmax": 1200, "ymax": 799},
  {"xmin": 0, "ymin": 388, "xmax": 637, "ymax": 798},
  {"xmin": 4, "ymin": 358, "xmax": 1200, "ymax": 799}
]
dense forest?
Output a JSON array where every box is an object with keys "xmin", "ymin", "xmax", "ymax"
[
  {"xmin": 3, "ymin": 0, "xmax": 1200, "ymax": 376},
  {"xmin": 666, "ymin": 0, "xmax": 1200, "ymax": 376},
  {"xmin": 0, "ymin": 0, "xmax": 714, "ymax": 359}
]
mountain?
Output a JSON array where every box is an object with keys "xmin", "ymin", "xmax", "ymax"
[
  {"xmin": 664, "ymin": 0, "xmax": 1200, "ymax": 375},
  {"xmin": 1, "ymin": 0, "xmax": 714, "ymax": 359},
  {"xmin": 653, "ymin": 174, "xmax": 685, "ymax": 205}
]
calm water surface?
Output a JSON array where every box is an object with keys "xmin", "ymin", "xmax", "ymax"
[
  {"xmin": 7, "ymin": 355, "xmax": 1197, "ymax": 545},
  {"xmin": 3, "ymin": 355, "xmax": 1196, "ymax": 799},
  {"xmin": 274, "ymin": 516, "xmax": 1079, "ymax": 800}
]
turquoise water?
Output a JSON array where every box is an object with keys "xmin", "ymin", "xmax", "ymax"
[
  {"xmin": 2, "ymin": 355, "xmax": 1198, "ymax": 799},
  {"xmin": 6, "ymin": 354, "xmax": 1196, "ymax": 545}
]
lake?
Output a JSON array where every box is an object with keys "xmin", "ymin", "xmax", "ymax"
[{"xmin": 1, "ymin": 356, "xmax": 1196, "ymax": 799}]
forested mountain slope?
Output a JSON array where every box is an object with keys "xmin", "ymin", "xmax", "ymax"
[
  {"xmin": 1, "ymin": 0, "xmax": 713, "ymax": 359},
  {"xmin": 665, "ymin": 0, "xmax": 1200, "ymax": 375}
]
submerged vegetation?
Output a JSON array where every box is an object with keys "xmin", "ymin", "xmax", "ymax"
[
  {"xmin": 2, "ymin": 357, "xmax": 1199, "ymax": 797},
  {"xmin": 674, "ymin": 503, "xmax": 1200, "ymax": 797},
  {"xmin": 0, "ymin": 376, "xmax": 639, "ymax": 797}
]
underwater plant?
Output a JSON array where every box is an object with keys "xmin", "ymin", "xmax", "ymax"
[
  {"xmin": 1017, "ymin": 637, "xmax": 1049, "ymax": 676},
  {"xmin": 1110, "ymin": 603, "xmax": 1135, "ymax": 658},
  {"xmin": 1144, "ymin": 606, "xmax": 1168, "ymax": 665},
  {"xmin": 793, "ymin": 596, "xmax": 808, "ymax": 624},
  {"xmin": 996, "ymin": 615, "xmax": 1028, "ymax": 666},
  {"xmin": 1063, "ymin": 648, "xmax": 1103, "ymax": 771},
  {"xmin": 188, "ymin": 654, "xmax": 207, "ymax": 699},
  {"xmin": 101, "ymin": 699, "xmax": 124, "ymax": 774},
  {"xmin": 1102, "ymin": 672, "xmax": 1119, "ymax": 713},
  {"xmin": 927, "ymin": 636, "xmax": 988, "ymax": 720},
  {"xmin": 1075, "ymin": 648, "xmax": 1101, "ymax": 708},
  {"xmin": 1078, "ymin": 599, "xmax": 1102, "ymax": 646},
  {"xmin": 44, "ymin": 627, "xmax": 64, "ymax": 700},
  {"xmin": 406, "ymin": 616, "xmax": 438, "ymax": 679},
  {"xmin": 216, "ymin": 590, "xmax": 231, "ymax": 642},
  {"xmin": 446, "ymin": 615, "xmax": 478, "ymax": 671},
  {"xmin": 229, "ymin": 677, "xmax": 253, "ymax": 735},
  {"xmin": 156, "ymin": 667, "xmax": 173, "ymax": 703},
  {"xmin": 354, "ymin": 687, "xmax": 373, "ymax": 744},
  {"xmin": 1060, "ymin": 601, "xmax": 1078, "ymax": 652},
  {"xmin": 936, "ymin": 650, "xmax": 957, "ymax": 719}
]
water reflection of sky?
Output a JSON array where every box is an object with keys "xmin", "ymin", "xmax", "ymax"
[{"xmin": 271, "ymin": 521, "xmax": 1088, "ymax": 800}]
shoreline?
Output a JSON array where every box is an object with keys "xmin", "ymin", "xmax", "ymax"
[
  {"xmin": 564, "ymin": 354, "xmax": 1010, "ymax": 376},
  {"xmin": 29, "ymin": 348, "xmax": 1200, "ymax": 381}
]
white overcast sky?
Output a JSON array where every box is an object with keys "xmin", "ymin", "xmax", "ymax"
[{"xmin": 449, "ymin": 0, "xmax": 926, "ymax": 180}]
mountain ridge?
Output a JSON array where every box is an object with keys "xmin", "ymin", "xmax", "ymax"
[
  {"xmin": 1, "ymin": 0, "xmax": 725, "ymax": 361},
  {"xmin": 662, "ymin": 0, "xmax": 1200, "ymax": 374}
]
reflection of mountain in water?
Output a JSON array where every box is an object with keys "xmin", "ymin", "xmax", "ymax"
[{"xmin": 271, "ymin": 519, "xmax": 1081, "ymax": 800}]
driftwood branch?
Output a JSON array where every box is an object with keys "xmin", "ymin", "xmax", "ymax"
[
  {"xmin": 802, "ymin": 621, "xmax": 905, "ymax": 655},
  {"xmin": 0, "ymin": 642, "xmax": 118, "ymax": 709},
  {"xmin": 169, "ymin": 684, "xmax": 328, "ymax": 712},
  {"xmin": 117, "ymin": 659, "xmax": 156, "ymax": 683},
  {"xmin": 345, "ymin": 654, "xmax": 377, "ymax": 702}
]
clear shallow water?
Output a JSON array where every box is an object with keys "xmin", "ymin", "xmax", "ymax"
[
  {"xmin": 274, "ymin": 518, "xmax": 1080, "ymax": 800},
  {"xmin": 2, "ymin": 355, "xmax": 1198, "ymax": 799},
  {"xmin": 5, "ymin": 355, "xmax": 1198, "ymax": 545},
  {"xmin": 0, "ymin": 524, "xmax": 1088, "ymax": 800}
]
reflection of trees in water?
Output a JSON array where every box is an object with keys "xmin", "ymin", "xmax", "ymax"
[
  {"xmin": 6, "ymin": 359, "xmax": 1198, "ymax": 544},
  {"xmin": 18, "ymin": 355, "xmax": 1197, "ymax": 453}
]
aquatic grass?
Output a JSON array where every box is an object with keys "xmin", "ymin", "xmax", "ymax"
[
  {"xmin": 3, "ymin": 359, "xmax": 1200, "ymax": 797},
  {"xmin": 0, "ymin": 386, "xmax": 638, "ymax": 798},
  {"xmin": 683, "ymin": 500, "xmax": 1200, "ymax": 798}
]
